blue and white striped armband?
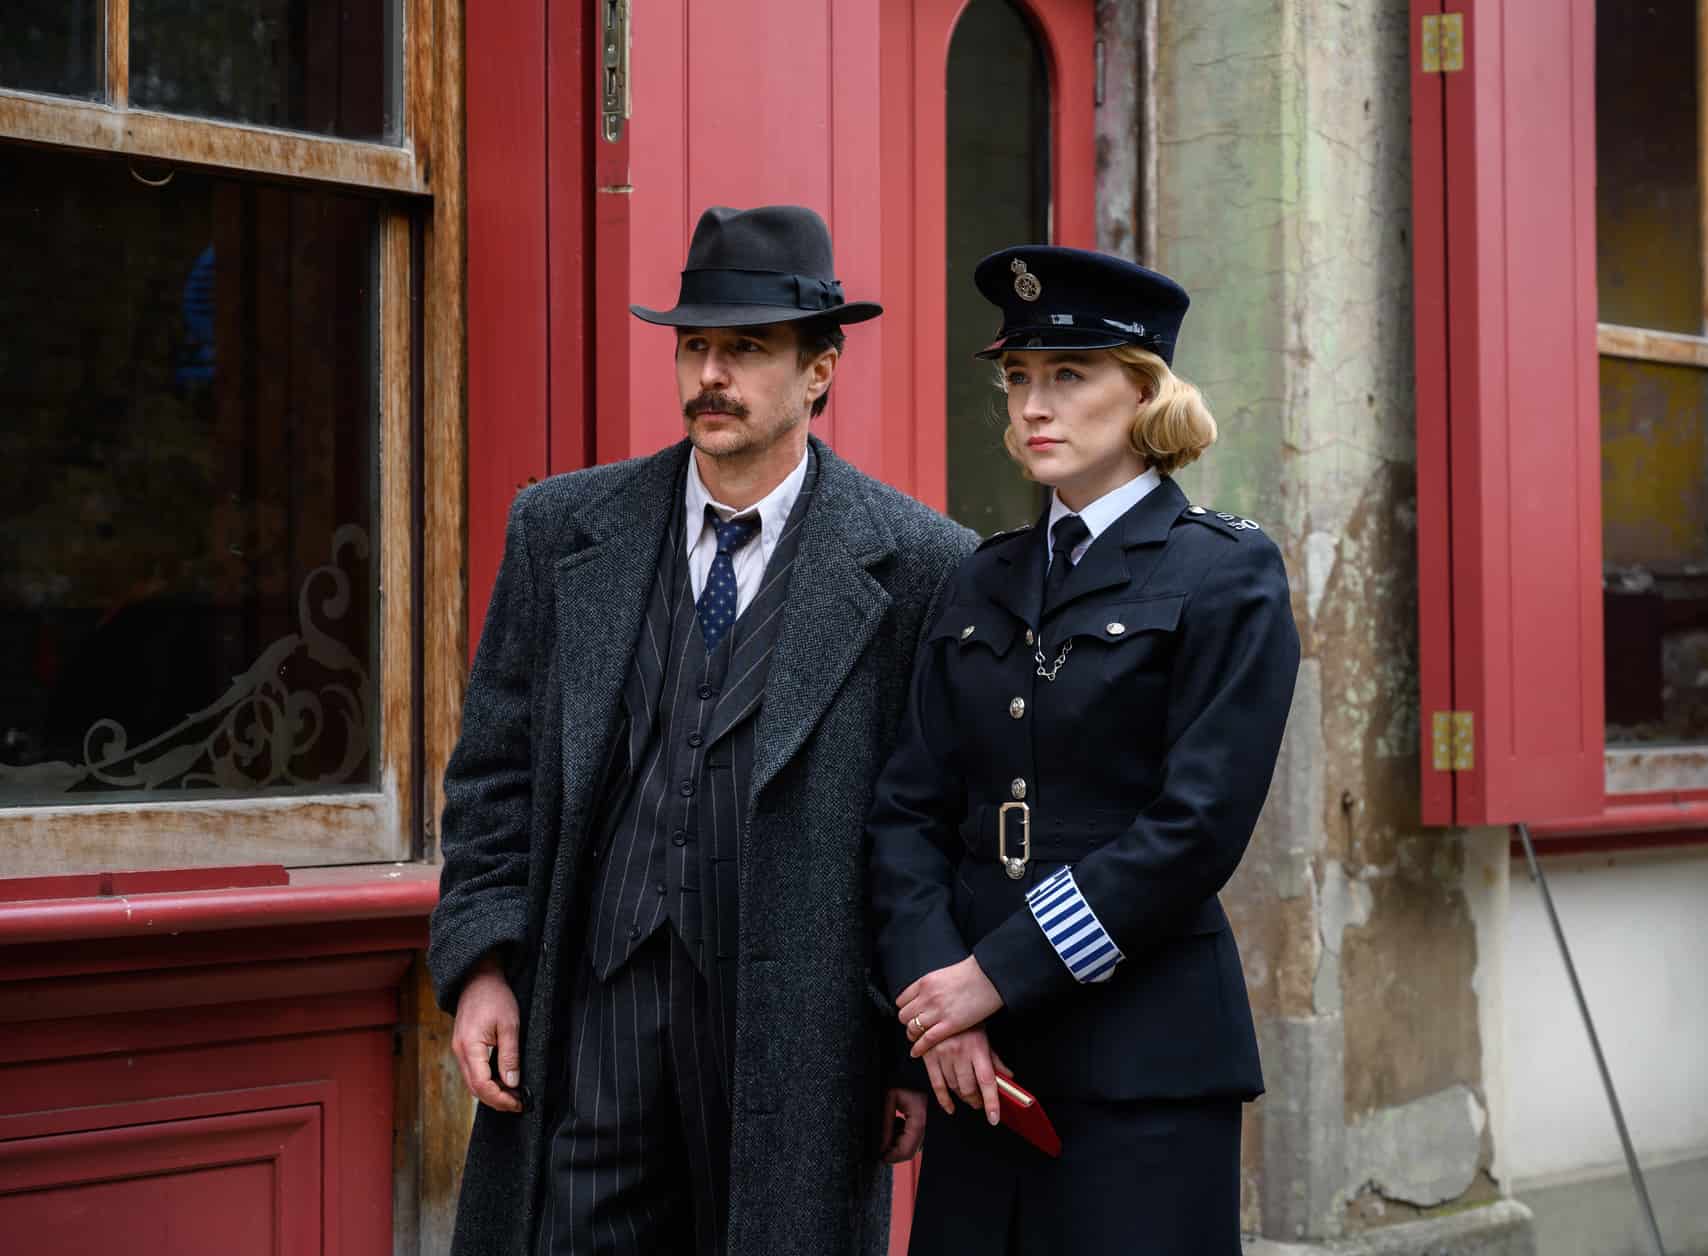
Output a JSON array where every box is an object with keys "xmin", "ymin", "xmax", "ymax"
[{"xmin": 1026, "ymin": 867, "xmax": 1124, "ymax": 983}]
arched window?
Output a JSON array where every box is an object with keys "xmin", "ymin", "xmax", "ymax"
[
  {"xmin": 872, "ymin": 0, "xmax": 1093, "ymax": 525},
  {"xmin": 944, "ymin": 0, "xmax": 1052, "ymax": 533}
]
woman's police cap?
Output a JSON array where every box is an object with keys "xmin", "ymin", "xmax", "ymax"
[{"xmin": 972, "ymin": 245, "xmax": 1189, "ymax": 364}]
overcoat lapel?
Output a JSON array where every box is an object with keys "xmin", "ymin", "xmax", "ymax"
[
  {"xmin": 553, "ymin": 444, "xmax": 689, "ymax": 817},
  {"xmin": 749, "ymin": 437, "xmax": 894, "ymax": 808}
]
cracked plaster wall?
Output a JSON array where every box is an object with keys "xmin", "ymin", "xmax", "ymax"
[{"xmin": 1093, "ymin": 0, "xmax": 1513, "ymax": 1241}]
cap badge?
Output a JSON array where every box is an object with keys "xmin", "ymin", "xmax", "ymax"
[{"xmin": 1011, "ymin": 258, "xmax": 1043, "ymax": 302}]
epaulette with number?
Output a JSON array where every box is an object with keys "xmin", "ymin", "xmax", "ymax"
[{"xmin": 1182, "ymin": 504, "xmax": 1262, "ymax": 534}]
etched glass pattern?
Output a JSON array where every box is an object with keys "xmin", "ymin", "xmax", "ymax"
[{"xmin": 0, "ymin": 146, "xmax": 381, "ymax": 805}]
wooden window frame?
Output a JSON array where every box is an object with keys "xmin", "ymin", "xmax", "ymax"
[{"xmin": 0, "ymin": 0, "xmax": 467, "ymax": 877}]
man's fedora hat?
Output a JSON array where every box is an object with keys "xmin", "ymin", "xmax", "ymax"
[
  {"xmin": 971, "ymin": 245, "xmax": 1189, "ymax": 365},
  {"xmin": 631, "ymin": 204, "xmax": 882, "ymax": 329}
]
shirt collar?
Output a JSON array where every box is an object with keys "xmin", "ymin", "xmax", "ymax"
[
  {"xmin": 685, "ymin": 443, "xmax": 811, "ymax": 561},
  {"xmin": 1047, "ymin": 466, "xmax": 1163, "ymax": 550}
]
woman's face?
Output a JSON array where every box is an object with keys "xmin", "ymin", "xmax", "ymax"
[{"xmin": 1002, "ymin": 350, "xmax": 1149, "ymax": 511}]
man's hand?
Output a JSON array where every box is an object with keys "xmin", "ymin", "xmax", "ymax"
[
  {"xmin": 878, "ymin": 1087, "xmax": 928, "ymax": 1164},
  {"xmin": 898, "ymin": 954, "xmax": 1004, "ymax": 1057},
  {"xmin": 919, "ymin": 1027, "xmax": 1009, "ymax": 1124},
  {"xmin": 451, "ymin": 952, "xmax": 524, "ymax": 1113}
]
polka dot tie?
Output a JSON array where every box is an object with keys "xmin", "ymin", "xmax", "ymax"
[{"xmin": 696, "ymin": 507, "xmax": 760, "ymax": 653}]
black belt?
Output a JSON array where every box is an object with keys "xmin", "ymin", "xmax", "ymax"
[{"xmin": 958, "ymin": 803, "xmax": 1133, "ymax": 875}]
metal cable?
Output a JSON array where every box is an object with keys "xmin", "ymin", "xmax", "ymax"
[{"xmin": 1515, "ymin": 822, "xmax": 1667, "ymax": 1256}]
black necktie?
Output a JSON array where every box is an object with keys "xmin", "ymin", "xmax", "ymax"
[
  {"xmin": 696, "ymin": 507, "xmax": 760, "ymax": 651},
  {"xmin": 1042, "ymin": 514, "xmax": 1090, "ymax": 613}
]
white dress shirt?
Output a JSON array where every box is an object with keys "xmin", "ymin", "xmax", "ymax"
[
  {"xmin": 684, "ymin": 446, "xmax": 810, "ymax": 616},
  {"xmin": 1045, "ymin": 466, "xmax": 1163, "ymax": 571}
]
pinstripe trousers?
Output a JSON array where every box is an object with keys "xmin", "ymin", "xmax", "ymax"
[{"xmin": 535, "ymin": 928, "xmax": 731, "ymax": 1256}]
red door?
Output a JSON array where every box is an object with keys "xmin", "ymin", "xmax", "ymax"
[{"xmin": 591, "ymin": 1, "xmax": 886, "ymax": 469}]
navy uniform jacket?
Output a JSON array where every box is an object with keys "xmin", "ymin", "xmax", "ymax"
[{"xmin": 867, "ymin": 475, "xmax": 1300, "ymax": 1101}]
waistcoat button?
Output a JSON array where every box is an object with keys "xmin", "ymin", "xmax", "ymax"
[
  {"xmin": 1009, "ymin": 697, "xmax": 1025, "ymax": 719},
  {"xmin": 688, "ymin": 732, "xmax": 704, "ymax": 747}
]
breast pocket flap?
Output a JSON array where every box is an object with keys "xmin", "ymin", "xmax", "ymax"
[
  {"xmin": 1055, "ymin": 594, "xmax": 1185, "ymax": 644},
  {"xmin": 929, "ymin": 605, "xmax": 1022, "ymax": 657}
]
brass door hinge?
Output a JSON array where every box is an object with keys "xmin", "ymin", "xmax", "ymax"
[
  {"xmin": 600, "ymin": 0, "xmax": 632, "ymax": 142},
  {"xmin": 1421, "ymin": 13, "xmax": 1465, "ymax": 74},
  {"xmin": 1431, "ymin": 710, "xmax": 1475, "ymax": 772}
]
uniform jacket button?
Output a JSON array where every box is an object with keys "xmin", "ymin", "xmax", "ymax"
[{"xmin": 1009, "ymin": 697, "xmax": 1026, "ymax": 719}]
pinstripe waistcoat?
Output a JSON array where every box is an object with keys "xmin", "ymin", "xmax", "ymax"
[{"xmin": 585, "ymin": 455, "xmax": 817, "ymax": 1066}]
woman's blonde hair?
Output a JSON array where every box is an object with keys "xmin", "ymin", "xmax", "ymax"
[{"xmin": 1001, "ymin": 344, "xmax": 1217, "ymax": 477}]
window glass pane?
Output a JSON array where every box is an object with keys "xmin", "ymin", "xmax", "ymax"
[
  {"xmin": 1596, "ymin": 0, "xmax": 1701, "ymax": 333},
  {"xmin": 132, "ymin": 0, "xmax": 400, "ymax": 143},
  {"xmin": 0, "ymin": 1, "xmax": 103, "ymax": 100},
  {"xmin": 945, "ymin": 0, "xmax": 1051, "ymax": 536},
  {"xmin": 0, "ymin": 146, "xmax": 381, "ymax": 805},
  {"xmin": 1602, "ymin": 357, "xmax": 1708, "ymax": 745}
]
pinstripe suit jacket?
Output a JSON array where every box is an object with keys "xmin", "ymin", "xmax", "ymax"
[{"xmin": 428, "ymin": 436, "xmax": 976, "ymax": 1256}]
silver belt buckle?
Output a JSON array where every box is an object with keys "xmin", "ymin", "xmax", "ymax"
[{"xmin": 998, "ymin": 801, "xmax": 1031, "ymax": 880}]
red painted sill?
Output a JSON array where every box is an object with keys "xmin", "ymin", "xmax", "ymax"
[
  {"xmin": 1517, "ymin": 794, "xmax": 1708, "ymax": 856},
  {"xmin": 0, "ymin": 864, "xmax": 440, "ymax": 946}
]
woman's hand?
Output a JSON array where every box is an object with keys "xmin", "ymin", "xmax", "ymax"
[
  {"xmin": 898, "ymin": 954, "xmax": 1004, "ymax": 1057},
  {"xmin": 919, "ymin": 1027, "xmax": 1011, "ymax": 1124}
]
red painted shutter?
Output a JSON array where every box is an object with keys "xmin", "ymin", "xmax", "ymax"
[{"xmin": 1412, "ymin": 0, "xmax": 1604, "ymax": 825}]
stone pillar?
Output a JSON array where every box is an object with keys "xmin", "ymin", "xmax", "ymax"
[{"xmin": 1093, "ymin": 1, "xmax": 1530, "ymax": 1249}]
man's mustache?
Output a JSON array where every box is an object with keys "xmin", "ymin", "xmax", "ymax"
[{"xmin": 684, "ymin": 392, "xmax": 749, "ymax": 419}]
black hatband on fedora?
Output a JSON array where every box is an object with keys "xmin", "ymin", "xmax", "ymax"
[{"xmin": 631, "ymin": 205, "xmax": 882, "ymax": 329}]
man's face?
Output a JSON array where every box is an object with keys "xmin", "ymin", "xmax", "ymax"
[{"xmin": 675, "ymin": 323, "xmax": 832, "ymax": 460}]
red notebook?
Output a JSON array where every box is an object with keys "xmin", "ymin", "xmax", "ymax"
[{"xmin": 995, "ymin": 1075, "xmax": 1062, "ymax": 1158}]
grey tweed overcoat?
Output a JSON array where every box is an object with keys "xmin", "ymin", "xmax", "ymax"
[{"xmin": 427, "ymin": 436, "xmax": 975, "ymax": 1256}]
